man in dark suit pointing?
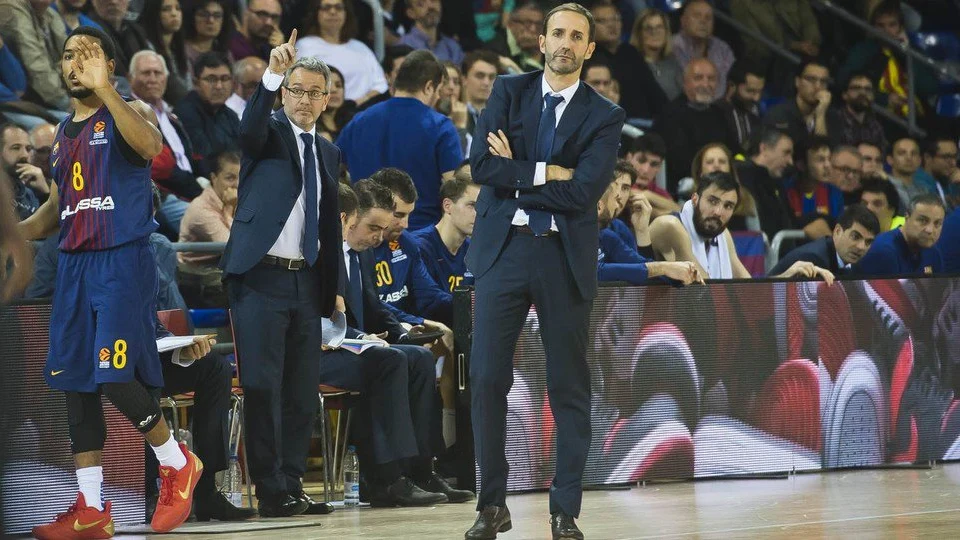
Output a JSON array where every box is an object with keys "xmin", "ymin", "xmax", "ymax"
[
  {"xmin": 464, "ymin": 4, "xmax": 625, "ymax": 539},
  {"xmin": 221, "ymin": 29, "xmax": 343, "ymax": 518}
]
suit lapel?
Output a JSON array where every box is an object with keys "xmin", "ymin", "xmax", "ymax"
[
  {"xmin": 275, "ymin": 109, "xmax": 303, "ymax": 189},
  {"xmin": 552, "ymin": 84, "xmax": 590, "ymax": 159},
  {"xmin": 520, "ymin": 76, "xmax": 542, "ymax": 160}
]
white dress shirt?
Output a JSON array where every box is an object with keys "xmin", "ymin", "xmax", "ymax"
[
  {"xmin": 342, "ymin": 241, "xmax": 354, "ymax": 282},
  {"xmin": 511, "ymin": 77, "xmax": 581, "ymax": 230},
  {"xmin": 136, "ymin": 94, "xmax": 193, "ymax": 172},
  {"xmin": 262, "ymin": 70, "xmax": 324, "ymax": 260}
]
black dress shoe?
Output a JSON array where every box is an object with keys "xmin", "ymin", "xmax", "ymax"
[
  {"xmin": 195, "ymin": 491, "xmax": 258, "ymax": 521},
  {"xmin": 415, "ymin": 473, "xmax": 475, "ymax": 503},
  {"xmin": 295, "ymin": 492, "xmax": 336, "ymax": 515},
  {"xmin": 369, "ymin": 476, "xmax": 448, "ymax": 507},
  {"xmin": 465, "ymin": 505, "xmax": 511, "ymax": 539},
  {"xmin": 550, "ymin": 512, "xmax": 584, "ymax": 540},
  {"xmin": 257, "ymin": 494, "xmax": 308, "ymax": 518}
]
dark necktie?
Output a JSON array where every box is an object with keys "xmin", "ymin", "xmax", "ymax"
[
  {"xmin": 347, "ymin": 249, "xmax": 364, "ymax": 329},
  {"xmin": 300, "ymin": 132, "xmax": 319, "ymax": 265},
  {"xmin": 528, "ymin": 93, "xmax": 565, "ymax": 235}
]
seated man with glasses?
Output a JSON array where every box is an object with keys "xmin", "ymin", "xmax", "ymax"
[
  {"xmin": 764, "ymin": 59, "xmax": 833, "ymax": 154},
  {"xmin": 231, "ymin": 0, "xmax": 284, "ymax": 61},
  {"xmin": 174, "ymin": 52, "xmax": 241, "ymax": 167},
  {"xmin": 827, "ymin": 73, "xmax": 887, "ymax": 151}
]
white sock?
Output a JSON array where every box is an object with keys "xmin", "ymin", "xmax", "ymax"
[
  {"xmin": 442, "ymin": 408, "xmax": 457, "ymax": 448},
  {"xmin": 152, "ymin": 436, "xmax": 187, "ymax": 470},
  {"xmin": 77, "ymin": 466, "xmax": 104, "ymax": 511}
]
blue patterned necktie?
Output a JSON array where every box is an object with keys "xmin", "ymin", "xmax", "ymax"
[
  {"xmin": 347, "ymin": 249, "xmax": 363, "ymax": 326},
  {"xmin": 300, "ymin": 132, "xmax": 319, "ymax": 265},
  {"xmin": 528, "ymin": 93, "xmax": 565, "ymax": 235}
]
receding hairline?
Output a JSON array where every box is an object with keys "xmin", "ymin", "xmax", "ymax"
[{"xmin": 544, "ymin": 8, "xmax": 591, "ymax": 36}]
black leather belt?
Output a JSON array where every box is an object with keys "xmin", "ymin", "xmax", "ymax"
[
  {"xmin": 512, "ymin": 225, "xmax": 558, "ymax": 237},
  {"xmin": 259, "ymin": 255, "xmax": 307, "ymax": 270}
]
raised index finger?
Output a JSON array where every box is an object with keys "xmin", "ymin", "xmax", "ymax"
[{"xmin": 288, "ymin": 28, "xmax": 298, "ymax": 46}]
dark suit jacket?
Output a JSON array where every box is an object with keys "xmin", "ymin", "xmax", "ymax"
[
  {"xmin": 467, "ymin": 72, "xmax": 626, "ymax": 300},
  {"xmin": 341, "ymin": 248, "xmax": 407, "ymax": 342},
  {"xmin": 769, "ymin": 237, "xmax": 842, "ymax": 276},
  {"xmin": 220, "ymin": 80, "xmax": 342, "ymax": 317}
]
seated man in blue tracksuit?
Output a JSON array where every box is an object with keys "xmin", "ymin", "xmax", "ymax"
[
  {"xmin": 938, "ymin": 207, "xmax": 960, "ymax": 273},
  {"xmin": 598, "ymin": 162, "xmax": 702, "ymax": 286},
  {"xmin": 412, "ymin": 171, "xmax": 477, "ymax": 296},
  {"xmin": 853, "ymin": 194, "xmax": 946, "ymax": 276}
]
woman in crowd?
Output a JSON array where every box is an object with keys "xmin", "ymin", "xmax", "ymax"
[
  {"xmin": 691, "ymin": 143, "xmax": 759, "ymax": 231},
  {"xmin": 296, "ymin": 0, "xmax": 387, "ymax": 106},
  {"xmin": 140, "ymin": 0, "xmax": 191, "ymax": 104},
  {"xmin": 630, "ymin": 8, "xmax": 681, "ymax": 102},
  {"xmin": 183, "ymin": 0, "xmax": 235, "ymax": 71},
  {"xmin": 319, "ymin": 66, "xmax": 357, "ymax": 142},
  {"xmin": 436, "ymin": 61, "xmax": 469, "ymax": 151}
]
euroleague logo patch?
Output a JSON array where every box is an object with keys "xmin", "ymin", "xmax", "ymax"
[
  {"xmin": 90, "ymin": 121, "xmax": 108, "ymax": 145},
  {"xmin": 93, "ymin": 121, "xmax": 106, "ymax": 133},
  {"xmin": 99, "ymin": 347, "xmax": 111, "ymax": 368}
]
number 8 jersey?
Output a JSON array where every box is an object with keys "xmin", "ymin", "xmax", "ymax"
[{"xmin": 51, "ymin": 105, "xmax": 157, "ymax": 251}]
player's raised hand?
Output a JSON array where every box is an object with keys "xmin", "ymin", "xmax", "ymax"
[
  {"xmin": 268, "ymin": 28, "xmax": 298, "ymax": 75},
  {"xmin": 72, "ymin": 37, "xmax": 111, "ymax": 92}
]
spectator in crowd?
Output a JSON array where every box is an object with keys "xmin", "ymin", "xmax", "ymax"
[
  {"xmin": 139, "ymin": 0, "xmax": 190, "ymax": 104},
  {"xmin": 175, "ymin": 52, "xmax": 240, "ymax": 165},
  {"xmin": 399, "ymin": 0, "xmax": 464, "ymax": 65},
  {"xmin": 413, "ymin": 171, "xmax": 478, "ymax": 293},
  {"xmin": 653, "ymin": 58, "xmax": 737, "ymax": 196},
  {"xmin": 720, "ymin": 60, "xmax": 764, "ymax": 155},
  {"xmin": 88, "ymin": 0, "xmax": 153, "ymax": 77},
  {"xmin": 331, "ymin": 180, "xmax": 472, "ymax": 507},
  {"xmin": 938, "ymin": 207, "xmax": 959, "ymax": 273},
  {"xmin": 29, "ymin": 123, "xmax": 57, "ymax": 180},
  {"xmin": 853, "ymin": 193, "xmax": 945, "ymax": 275},
  {"xmin": 358, "ymin": 44, "xmax": 414, "ymax": 111},
  {"xmin": 587, "ymin": 0, "xmax": 664, "ymax": 120},
  {"xmin": 598, "ymin": 164, "xmax": 702, "ymax": 285},
  {"xmin": 622, "ymin": 134, "xmax": 678, "ymax": 218},
  {"xmin": 630, "ymin": 8, "xmax": 682, "ymax": 102},
  {"xmin": 0, "ymin": 0, "xmax": 70, "ymax": 111},
  {"xmin": 145, "ymin": 183, "xmax": 189, "ymax": 313},
  {"xmin": 225, "ymin": 56, "xmax": 267, "ymax": 119},
  {"xmin": 436, "ymin": 61, "xmax": 470, "ymax": 151},
  {"xmin": 770, "ymin": 203, "xmax": 879, "ymax": 276},
  {"xmin": 859, "ymin": 175, "xmax": 904, "ymax": 231},
  {"xmin": 183, "ymin": 0, "xmax": 235, "ymax": 70},
  {"xmin": 763, "ymin": 59, "xmax": 832, "ymax": 152},
  {"xmin": 784, "ymin": 137, "xmax": 844, "ymax": 234},
  {"xmin": 736, "ymin": 128, "xmax": 800, "ymax": 240},
  {"xmin": 730, "ymin": 0, "xmax": 819, "ymax": 94},
  {"xmin": 582, "ymin": 63, "xmax": 615, "ymax": 103},
  {"xmin": 231, "ymin": 0, "xmax": 284, "ymax": 61},
  {"xmin": 296, "ymin": 0, "xmax": 388, "ymax": 105},
  {"xmin": 839, "ymin": 0, "xmax": 939, "ymax": 119},
  {"xmin": 317, "ymin": 66, "xmax": 356, "ymax": 141},
  {"xmin": 462, "ymin": 50, "xmax": 499, "ymax": 137},
  {"xmin": 858, "ymin": 141, "xmax": 885, "ymax": 178},
  {"xmin": 0, "ymin": 35, "xmax": 27, "ymax": 117},
  {"xmin": 353, "ymin": 0, "xmax": 405, "ymax": 48},
  {"xmin": 486, "ymin": 1, "xmax": 544, "ymax": 73},
  {"xmin": 672, "ymin": 0, "xmax": 735, "ymax": 100},
  {"xmin": 828, "ymin": 145, "xmax": 865, "ymax": 204},
  {"xmin": 922, "ymin": 136, "xmax": 960, "ymax": 208},
  {"xmin": 887, "ymin": 137, "xmax": 940, "ymax": 213},
  {"xmin": 650, "ymin": 171, "xmax": 834, "ymax": 281},
  {"xmin": 827, "ymin": 73, "xmax": 887, "ymax": 151},
  {"xmin": 53, "ymin": 0, "xmax": 103, "ymax": 32},
  {"xmin": 338, "ymin": 50, "xmax": 462, "ymax": 230},
  {"xmin": 690, "ymin": 142, "xmax": 759, "ymax": 231},
  {"xmin": 129, "ymin": 50, "xmax": 202, "ymax": 237},
  {"xmin": 0, "ymin": 124, "xmax": 43, "ymax": 220}
]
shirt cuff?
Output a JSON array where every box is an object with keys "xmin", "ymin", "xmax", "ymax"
[
  {"xmin": 262, "ymin": 70, "xmax": 284, "ymax": 92},
  {"xmin": 534, "ymin": 162, "xmax": 546, "ymax": 186},
  {"xmin": 170, "ymin": 348, "xmax": 196, "ymax": 368}
]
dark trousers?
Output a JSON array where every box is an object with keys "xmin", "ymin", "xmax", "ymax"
[
  {"xmin": 320, "ymin": 344, "xmax": 442, "ymax": 485},
  {"xmin": 146, "ymin": 352, "xmax": 232, "ymax": 496},
  {"xmin": 471, "ymin": 232, "xmax": 592, "ymax": 517},
  {"xmin": 227, "ymin": 265, "xmax": 322, "ymax": 498}
]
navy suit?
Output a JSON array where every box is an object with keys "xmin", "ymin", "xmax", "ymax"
[
  {"xmin": 221, "ymin": 80, "xmax": 342, "ymax": 499},
  {"xmin": 769, "ymin": 237, "xmax": 845, "ymax": 276},
  {"xmin": 467, "ymin": 72, "xmax": 624, "ymax": 517}
]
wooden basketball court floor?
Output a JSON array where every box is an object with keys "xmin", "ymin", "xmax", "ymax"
[{"xmin": 133, "ymin": 463, "xmax": 960, "ymax": 539}]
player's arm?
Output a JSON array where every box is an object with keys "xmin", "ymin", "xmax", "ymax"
[
  {"xmin": 649, "ymin": 216, "xmax": 709, "ymax": 277},
  {"xmin": 18, "ymin": 182, "xmax": 60, "ymax": 241}
]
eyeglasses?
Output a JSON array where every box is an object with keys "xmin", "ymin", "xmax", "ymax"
[
  {"xmin": 833, "ymin": 165, "xmax": 862, "ymax": 177},
  {"xmin": 935, "ymin": 152, "xmax": 959, "ymax": 160},
  {"xmin": 284, "ymin": 86, "xmax": 329, "ymax": 100},
  {"xmin": 319, "ymin": 4, "xmax": 345, "ymax": 13},
  {"xmin": 801, "ymin": 74, "xmax": 830, "ymax": 86},
  {"xmin": 249, "ymin": 9, "xmax": 281, "ymax": 22},
  {"xmin": 199, "ymin": 75, "xmax": 233, "ymax": 85},
  {"xmin": 196, "ymin": 10, "xmax": 224, "ymax": 20}
]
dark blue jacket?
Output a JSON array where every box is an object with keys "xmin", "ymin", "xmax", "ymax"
[
  {"xmin": 939, "ymin": 208, "xmax": 960, "ymax": 273},
  {"xmin": 769, "ymin": 237, "xmax": 843, "ymax": 276},
  {"xmin": 853, "ymin": 229, "xmax": 943, "ymax": 277}
]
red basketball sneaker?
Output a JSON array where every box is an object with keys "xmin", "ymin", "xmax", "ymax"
[
  {"xmin": 151, "ymin": 442, "xmax": 204, "ymax": 533},
  {"xmin": 32, "ymin": 493, "xmax": 114, "ymax": 540}
]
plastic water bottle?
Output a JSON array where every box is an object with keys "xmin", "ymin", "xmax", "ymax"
[
  {"xmin": 225, "ymin": 454, "xmax": 243, "ymax": 507},
  {"xmin": 342, "ymin": 446, "xmax": 360, "ymax": 506}
]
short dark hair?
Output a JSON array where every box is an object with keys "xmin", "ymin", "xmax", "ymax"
[
  {"xmin": 382, "ymin": 44, "xmax": 415, "ymax": 75},
  {"xmin": 66, "ymin": 26, "xmax": 118, "ymax": 63},
  {"xmin": 749, "ymin": 127, "xmax": 790, "ymax": 157},
  {"xmin": 869, "ymin": 0, "xmax": 905, "ymax": 27},
  {"xmin": 907, "ymin": 193, "xmax": 946, "ymax": 215},
  {"xmin": 369, "ymin": 167, "xmax": 418, "ymax": 204},
  {"xmin": 799, "ymin": 135, "xmax": 832, "ymax": 162},
  {"xmin": 843, "ymin": 71, "xmax": 873, "ymax": 90},
  {"xmin": 696, "ymin": 171, "xmax": 740, "ymax": 203},
  {"xmin": 304, "ymin": 0, "xmax": 358, "ymax": 42},
  {"xmin": 0, "ymin": 122, "xmax": 27, "ymax": 147},
  {"xmin": 890, "ymin": 136, "xmax": 919, "ymax": 156},
  {"xmin": 613, "ymin": 159, "xmax": 637, "ymax": 184},
  {"xmin": 628, "ymin": 133, "xmax": 667, "ymax": 159},
  {"xmin": 727, "ymin": 60, "xmax": 764, "ymax": 86},
  {"xmin": 353, "ymin": 178, "xmax": 397, "ymax": 216},
  {"xmin": 797, "ymin": 57, "xmax": 829, "ymax": 79},
  {"xmin": 543, "ymin": 2, "xmax": 595, "ymax": 43},
  {"xmin": 922, "ymin": 135, "xmax": 957, "ymax": 157},
  {"xmin": 838, "ymin": 204, "xmax": 881, "ymax": 236},
  {"xmin": 463, "ymin": 49, "xmax": 500, "ymax": 77},
  {"xmin": 339, "ymin": 182, "xmax": 359, "ymax": 216},
  {"xmin": 193, "ymin": 51, "xmax": 231, "ymax": 79},
  {"xmin": 393, "ymin": 50, "xmax": 445, "ymax": 94},
  {"xmin": 210, "ymin": 149, "xmax": 241, "ymax": 174},
  {"xmin": 859, "ymin": 177, "xmax": 900, "ymax": 211},
  {"xmin": 440, "ymin": 173, "xmax": 475, "ymax": 203}
]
